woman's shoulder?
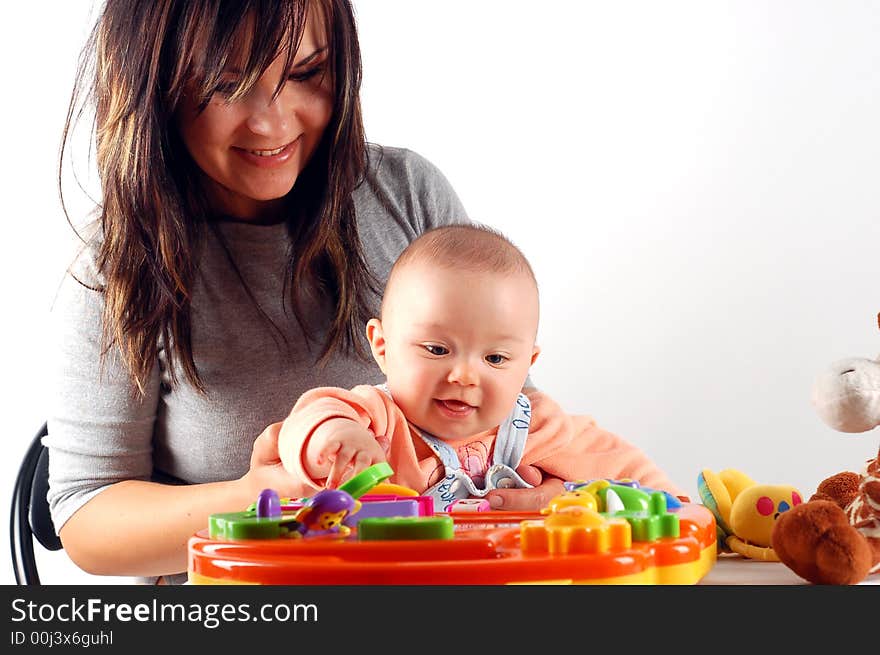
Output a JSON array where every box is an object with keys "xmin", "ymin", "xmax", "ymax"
[
  {"xmin": 365, "ymin": 143, "xmax": 454, "ymax": 192},
  {"xmin": 358, "ymin": 143, "xmax": 467, "ymax": 232},
  {"xmin": 59, "ymin": 218, "xmax": 104, "ymax": 288},
  {"xmin": 49, "ymin": 219, "xmax": 106, "ymax": 334}
]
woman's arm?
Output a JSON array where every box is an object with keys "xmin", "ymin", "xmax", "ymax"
[
  {"xmin": 60, "ymin": 478, "xmax": 249, "ymax": 576},
  {"xmin": 59, "ymin": 421, "xmax": 312, "ymax": 576}
]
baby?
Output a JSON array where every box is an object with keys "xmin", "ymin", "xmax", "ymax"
[{"xmin": 278, "ymin": 224, "xmax": 684, "ymax": 510}]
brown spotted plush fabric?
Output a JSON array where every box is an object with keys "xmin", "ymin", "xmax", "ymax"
[
  {"xmin": 847, "ymin": 448, "xmax": 880, "ymax": 573},
  {"xmin": 772, "ymin": 446, "xmax": 880, "ymax": 584}
]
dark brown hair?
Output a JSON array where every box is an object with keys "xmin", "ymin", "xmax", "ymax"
[{"xmin": 60, "ymin": 0, "xmax": 376, "ymax": 394}]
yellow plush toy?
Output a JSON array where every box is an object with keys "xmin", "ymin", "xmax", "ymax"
[{"xmin": 697, "ymin": 469, "xmax": 803, "ymax": 561}]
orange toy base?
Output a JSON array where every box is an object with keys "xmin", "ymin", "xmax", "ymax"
[{"xmin": 188, "ymin": 503, "xmax": 716, "ymax": 585}]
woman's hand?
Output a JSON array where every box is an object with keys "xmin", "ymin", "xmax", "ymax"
[
  {"xmin": 485, "ymin": 468, "xmax": 566, "ymax": 511},
  {"xmin": 241, "ymin": 421, "xmax": 314, "ymax": 499}
]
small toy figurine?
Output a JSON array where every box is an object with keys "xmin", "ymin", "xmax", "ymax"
[
  {"xmin": 542, "ymin": 489, "xmax": 600, "ymax": 515},
  {"xmin": 771, "ymin": 341, "xmax": 880, "ymax": 584},
  {"xmin": 697, "ymin": 468, "xmax": 802, "ymax": 561},
  {"xmin": 294, "ymin": 489, "xmax": 362, "ymax": 537},
  {"xmin": 542, "ymin": 504, "xmax": 607, "ymax": 530}
]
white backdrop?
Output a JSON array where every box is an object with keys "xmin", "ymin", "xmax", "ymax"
[{"xmin": 2, "ymin": 0, "xmax": 878, "ymax": 584}]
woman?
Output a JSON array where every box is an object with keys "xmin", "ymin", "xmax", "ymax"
[{"xmin": 47, "ymin": 0, "xmax": 563, "ymax": 584}]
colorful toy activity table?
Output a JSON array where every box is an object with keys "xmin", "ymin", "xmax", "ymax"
[
  {"xmin": 189, "ymin": 503, "xmax": 716, "ymax": 585},
  {"xmin": 188, "ymin": 468, "xmax": 717, "ymax": 585}
]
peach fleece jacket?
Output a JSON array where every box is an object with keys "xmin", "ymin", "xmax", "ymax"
[{"xmin": 279, "ymin": 385, "xmax": 686, "ymax": 498}]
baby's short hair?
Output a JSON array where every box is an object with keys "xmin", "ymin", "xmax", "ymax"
[{"xmin": 383, "ymin": 223, "xmax": 537, "ymax": 313}]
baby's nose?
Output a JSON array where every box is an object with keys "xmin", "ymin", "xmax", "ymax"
[{"xmin": 448, "ymin": 359, "xmax": 479, "ymax": 385}]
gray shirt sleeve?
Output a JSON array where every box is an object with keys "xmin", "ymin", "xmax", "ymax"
[{"xmin": 45, "ymin": 242, "xmax": 160, "ymax": 531}]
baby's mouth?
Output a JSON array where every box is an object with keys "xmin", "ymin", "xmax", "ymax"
[{"xmin": 435, "ymin": 399, "xmax": 476, "ymax": 415}]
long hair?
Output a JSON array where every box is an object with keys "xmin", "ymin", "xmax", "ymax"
[{"xmin": 59, "ymin": 0, "xmax": 375, "ymax": 395}]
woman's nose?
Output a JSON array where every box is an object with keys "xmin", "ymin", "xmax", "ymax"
[
  {"xmin": 243, "ymin": 88, "xmax": 291, "ymax": 136},
  {"xmin": 448, "ymin": 358, "xmax": 479, "ymax": 386}
]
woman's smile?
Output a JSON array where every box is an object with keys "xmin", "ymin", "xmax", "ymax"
[{"xmin": 232, "ymin": 135, "xmax": 302, "ymax": 168}]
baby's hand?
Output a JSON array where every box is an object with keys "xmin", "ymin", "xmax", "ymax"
[{"xmin": 306, "ymin": 418, "xmax": 388, "ymax": 489}]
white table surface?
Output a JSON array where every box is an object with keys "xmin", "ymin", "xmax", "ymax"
[{"xmin": 699, "ymin": 553, "xmax": 880, "ymax": 585}]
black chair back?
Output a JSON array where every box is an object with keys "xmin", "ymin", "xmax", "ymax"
[{"xmin": 11, "ymin": 423, "xmax": 63, "ymax": 584}]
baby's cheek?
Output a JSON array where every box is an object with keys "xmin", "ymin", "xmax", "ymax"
[
  {"xmin": 483, "ymin": 396, "xmax": 518, "ymax": 429},
  {"xmin": 392, "ymin": 389, "xmax": 428, "ymax": 426}
]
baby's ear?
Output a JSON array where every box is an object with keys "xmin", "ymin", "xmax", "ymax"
[
  {"xmin": 530, "ymin": 345, "xmax": 541, "ymax": 366},
  {"xmin": 366, "ymin": 318, "xmax": 387, "ymax": 373}
]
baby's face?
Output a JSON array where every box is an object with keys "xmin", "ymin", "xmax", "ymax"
[{"xmin": 368, "ymin": 262, "xmax": 540, "ymax": 440}]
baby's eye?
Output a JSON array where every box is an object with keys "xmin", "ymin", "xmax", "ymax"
[
  {"xmin": 423, "ymin": 344, "xmax": 449, "ymax": 356},
  {"xmin": 485, "ymin": 354, "xmax": 508, "ymax": 365}
]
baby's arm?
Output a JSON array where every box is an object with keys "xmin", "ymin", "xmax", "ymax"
[
  {"xmin": 278, "ymin": 385, "xmax": 398, "ymax": 491},
  {"xmin": 522, "ymin": 391, "xmax": 688, "ymax": 498},
  {"xmin": 305, "ymin": 418, "xmax": 387, "ymax": 488}
]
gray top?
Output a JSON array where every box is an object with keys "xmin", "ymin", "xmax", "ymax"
[{"xmin": 45, "ymin": 145, "xmax": 468, "ymax": 541}]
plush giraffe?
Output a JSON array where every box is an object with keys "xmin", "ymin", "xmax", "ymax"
[{"xmin": 771, "ymin": 334, "xmax": 880, "ymax": 585}]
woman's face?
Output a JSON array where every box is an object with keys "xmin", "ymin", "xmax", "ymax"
[{"xmin": 177, "ymin": 11, "xmax": 333, "ymax": 221}]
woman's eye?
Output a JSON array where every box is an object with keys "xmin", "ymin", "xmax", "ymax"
[
  {"xmin": 424, "ymin": 345, "xmax": 448, "ymax": 356},
  {"xmin": 486, "ymin": 354, "xmax": 507, "ymax": 365},
  {"xmin": 288, "ymin": 65, "xmax": 325, "ymax": 83},
  {"xmin": 212, "ymin": 82, "xmax": 240, "ymax": 97},
  {"xmin": 210, "ymin": 64, "xmax": 324, "ymax": 98}
]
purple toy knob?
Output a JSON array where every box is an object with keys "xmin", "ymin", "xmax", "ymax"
[{"xmin": 256, "ymin": 489, "xmax": 282, "ymax": 518}]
